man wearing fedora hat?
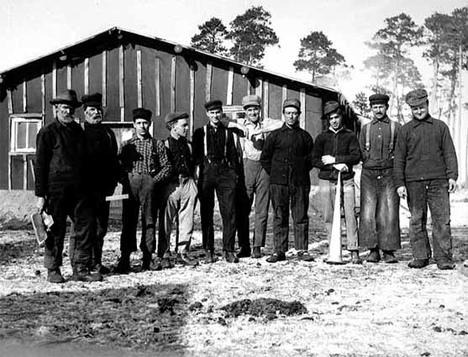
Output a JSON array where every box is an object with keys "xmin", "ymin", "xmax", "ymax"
[
  {"xmin": 115, "ymin": 108, "xmax": 172, "ymax": 273},
  {"xmin": 359, "ymin": 94, "xmax": 401, "ymax": 264},
  {"xmin": 81, "ymin": 93, "xmax": 119, "ymax": 274},
  {"xmin": 261, "ymin": 99, "xmax": 315, "ymax": 263},
  {"xmin": 193, "ymin": 99, "xmax": 240, "ymax": 263},
  {"xmin": 35, "ymin": 89, "xmax": 101, "ymax": 283},
  {"xmin": 394, "ymin": 89, "xmax": 458, "ymax": 270},
  {"xmin": 157, "ymin": 112, "xmax": 198, "ymax": 267},
  {"xmin": 311, "ymin": 101, "xmax": 361, "ymax": 264}
]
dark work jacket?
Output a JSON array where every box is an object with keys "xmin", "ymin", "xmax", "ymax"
[
  {"xmin": 165, "ymin": 136, "xmax": 194, "ymax": 179},
  {"xmin": 35, "ymin": 119, "xmax": 87, "ymax": 197},
  {"xmin": 83, "ymin": 122, "xmax": 119, "ymax": 195},
  {"xmin": 260, "ymin": 123, "xmax": 314, "ymax": 186},
  {"xmin": 311, "ymin": 127, "xmax": 361, "ymax": 181},
  {"xmin": 359, "ymin": 116, "xmax": 401, "ymax": 170},
  {"xmin": 393, "ymin": 115, "xmax": 458, "ymax": 187}
]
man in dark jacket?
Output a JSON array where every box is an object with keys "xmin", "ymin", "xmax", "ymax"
[
  {"xmin": 260, "ymin": 99, "xmax": 315, "ymax": 263},
  {"xmin": 359, "ymin": 94, "xmax": 401, "ymax": 263},
  {"xmin": 116, "ymin": 108, "xmax": 172, "ymax": 273},
  {"xmin": 312, "ymin": 101, "xmax": 361, "ymax": 264},
  {"xmin": 35, "ymin": 90, "xmax": 101, "ymax": 283},
  {"xmin": 192, "ymin": 100, "xmax": 240, "ymax": 263},
  {"xmin": 394, "ymin": 89, "xmax": 458, "ymax": 270},
  {"xmin": 81, "ymin": 93, "xmax": 119, "ymax": 274}
]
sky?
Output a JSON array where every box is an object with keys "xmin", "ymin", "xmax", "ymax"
[{"xmin": 1, "ymin": 0, "xmax": 467, "ymax": 100}]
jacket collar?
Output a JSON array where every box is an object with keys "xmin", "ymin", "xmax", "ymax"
[{"xmin": 371, "ymin": 115, "xmax": 390, "ymax": 125}]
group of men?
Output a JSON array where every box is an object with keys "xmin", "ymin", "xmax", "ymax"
[{"xmin": 34, "ymin": 85, "xmax": 459, "ymax": 284}]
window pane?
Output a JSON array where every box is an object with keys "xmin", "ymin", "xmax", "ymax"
[
  {"xmin": 16, "ymin": 122, "xmax": 27, "ymax": 149},
  {"xmin": 28, "ymin": 122, "xmax": 38, "ymax": 149}
]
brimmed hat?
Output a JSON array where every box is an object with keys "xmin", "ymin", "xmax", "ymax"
[
  {"xmin": 405, "ymin": 89, "xmax": 428, "ymax": 107},
  {"xmin": 283, "ymin": 98, "xmax": 301, "ymax": 111},
  {"xmin": 165, "ymin": 111, "xmax": 189, "ymax": 125},
  {"xmin": 369, "ymin": 94, "xmax": 390, "ymax": 106},
  {"xmin": 50, "ymin": 90, "xmax": 81, "ymax": 108},
  {"xmin": 323, "ymin": 101, "xmax": 341, "ymax": 117},
  {"xmin": 242, "ymin": 95, "xmax": 261, "ymax": 109},
  {"xmin": 132, "ymin": 108, "xmax": 152, "ymax": 122},
  {"xmin": 81, "ymin": 93, "xmax": 102, "ymax": 108},
  {"xmin": 204, "ymin": 99, "xmax": 223, "ymax": 111}
]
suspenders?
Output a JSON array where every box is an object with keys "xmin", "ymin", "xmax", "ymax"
[
  {"xmin": 203, "ymin": 125, "xmax": 228, "ymax": 164},
  {"xmin": 365, "ymin": 120, "xmax": 396, "ymax": 153}
]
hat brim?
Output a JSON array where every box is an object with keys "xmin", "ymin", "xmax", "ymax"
[
  {"xmin": 83, "ymin": 101, "xmax": 102, "ymax": 107},
  {"xmin": 407, "ymin": 98, "xmax": 427, "ymax": 107},
  {"xmin": 50, "ymin": 99, "xmax": 82, "ymax": 108}
]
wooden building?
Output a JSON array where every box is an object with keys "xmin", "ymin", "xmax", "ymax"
[{"xmin": 0, "ymin": 27, "xmax": 356, "ymax": 191}]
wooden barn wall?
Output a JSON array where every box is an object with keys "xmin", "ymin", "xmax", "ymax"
[{"xmin": 1, "ymin": 36, "xmax": 343, "ymax": 190}]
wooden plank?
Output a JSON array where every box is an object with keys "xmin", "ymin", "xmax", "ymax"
[
  {"xmin": 190, "ymin": 68, "xmax": 195, "ymax": 137},
  {"xmin": 52, "ymin": 61, "xmax": 57, "ymax": 98},
  {"xmin": 23, "ymin": 154, "xmax": 27, "ymax": 191},
  {"xmin": 7, "ymin": 89, "xmax": 13, "ymax": 114},
  {"xmin": 282, "ymin": 84, "xmax": 287, "ymax": 103},
  {"xmin": 102, "ymin": 51, "xmax": 107, "ymax": 107},
  {"xmin": 226, "ymin": 67, "xmax": 234, "ymax": 105},
  {"xmin": 205, "ymin": 62, "xmax": 212, "ymax": 102},
  {"xmin": 67, "ymin": 64, "xmax": 72, "ymax": 89},
  {"xmin": 263, "ymin": 79, "xmax": 269, "ymax": 118},
  {"xmin": 300, "ymin": 88, "xmax": 306, "ymax": 128},
  {"xmin": 137, "ymin": 50, "xmax": 142, "ymax": 107},
  {"xmin": 41, "ymin": 74, "xmax": 46, "ymax": 114},
  {"xmin": 256, "ymin": 77, "xmax": 263, "ymax": 98},
  {"xmin": 171, "ymin": 56, "xmax": 176, "ymax": 112},
  {"xmin": 119, "ymin": 45, "xmax": 124, "ymax": 122},
  {"xmin": 22, "ymin": 82, "xmax": 27, "ymax": 113},
  {"xmin": 155, "ymin": 57, "xmax": 161, "ymax": 116},
  {"xmin": 84, "ymin": 58, "xmax": 89, "ymax": 95}
]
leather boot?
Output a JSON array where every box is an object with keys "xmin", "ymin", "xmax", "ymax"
[
  {"xmin": 47, "ymin": 269, "xmax": 65, "ymax": 284},
  {"xmin": 350, "ymin": 250, "xmax": 362, "ymax": 264},
  {"xmin": 366, "ymin": 249, "xmax": 381, "ymax": 263},
  {"xmin": 252, "ymin": 247, "xmax": 262, "ymax": 259},
  {"xmin": 408, "ymin": 259, "xmax": 429, "ymax": 269},
  {"xmin": 204, "ymin": 250, "xmax": 216, "ymax": 264}
]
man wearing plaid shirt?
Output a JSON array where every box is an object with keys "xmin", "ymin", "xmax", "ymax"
[{"xmin": 115, "ymin": 108, "xmax": 172, "ymax": 273}]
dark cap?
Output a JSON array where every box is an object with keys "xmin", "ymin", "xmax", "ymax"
[
  {"xmin": 405, "ymin": 89, "xmax": 428, "ymax": 107},
  {"xmin": 204, "ymin": 99, "xmax": 223, "ymax": 111},
  {"xmin": 132, "ymin": 108, "xmax": 152, "ymax": 122},
  {"xmin": 50, "ymin": 89, "xmax": 81, "ymax": 108},
  {"xmin": 283, "ymin": 98, "xmax": 301, "ymax": 111},
  {"xmin": 242, "ymin": 95, "xmax": 261, "ymax": 109},
  {"xmin": 369, "ymin": 94, "xmax": 390, "ymax": 106},
  {"xmin": 81, "ymin": 93, "xmax": 102, "ymax": 108},
  {"xmin": 165, "ymin": 111, "xmax": 189, "ymax": 125},
  {"xmin": 323, "ymin": 101, "xmax": 341, "ymax": 116}
]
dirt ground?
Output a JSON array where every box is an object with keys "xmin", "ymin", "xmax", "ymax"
[{"xmin": 0, "ymin": 191, "xmax": 467, "ymax": 357}]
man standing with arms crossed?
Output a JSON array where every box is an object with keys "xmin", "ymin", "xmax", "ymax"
[
  {"xmin": 115, "ymin": 108, "xmax": 172, "ymax": 273},
  {"xmin": 35, "ymin": 90, "xmax": 100, "ymax": 283},
  {"xmin": 394, "ymin": 89, "xmax": 458, "ymax": 270},
  {"xmin": 260, "ymin": 99, "xmax": 315, "ymax": 263},
  {"xmin": 359, "ymin": 94, "xmax": 401, "ymax": 263}
]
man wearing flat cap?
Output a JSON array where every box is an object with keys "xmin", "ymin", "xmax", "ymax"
[
  {"xmin": 115, "ymin": 107, "xmax": 172, "ymax": 273},
  {"xmin": 193, "ymin": 99, "xmax": 240, "ymax": 263},
  {"xmin": 394, "ymin": 88, "xmax": 458, "ymax": 270},
  {"xmin": 311, "ymin": 101, "xmax": 361, "ymax": 264},
  {"xmin": 35, "ymin": 89, "xmax": 101, "ymax": 283},
  {"xmin": 223, "ymin": 95, "xmax": 283, "ymax": 259},
  {"xmin": 359, "ymin": 94, "xmax": 401, "ymax": 264},
  {"xmin": 80, "ymin": 93, "xmax": 119, "ymax": 274},
  {"xmin": 261, "ymin": 99, "xmax": 315, "ymax": 263},
  {"xmin": 157, "ymin": 112, "xmax": 198, "ymax": 267}
]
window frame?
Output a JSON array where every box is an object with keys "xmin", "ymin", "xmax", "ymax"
[{"xmin": 9, "ymin": 113, "xmax": 44, "ymax": 154}]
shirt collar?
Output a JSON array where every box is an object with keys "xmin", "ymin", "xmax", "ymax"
[
  {"xmin": 371, "ymin": 115, "xmax": 390, "ymax": 124},
  {"xmin": 412, "ymin": 115, "xmax": 433, "ymax": 127},
  {"xmin": 328, "ymin": 126, "xmax": 344, "ymax": 134}
]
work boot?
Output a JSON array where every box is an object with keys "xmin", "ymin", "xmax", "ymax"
[
  {"xmin": 72, "ymin": 268, "xmax": 103, "ymax": 282},
  {"xmin": 47, "ymin": 269, "xmax": 65, "ymax": 284},
  {"xmin": 141, "ymin": 253, "xmax": 153, "ymax": 271},
  {"xmin": 408, "ymin": 259, "xmax": 429, "ymax": 269},
  {"xmin": 382, "ymin": 251, "xmax": 398, "ymax": 264},
  {"xmin": 223, "ymin": 251, "xmax": 239, "ymax": 263},
  {"xmin": 237, "ymin": 248, "xmax": 251, "ymax": 258},
  {"xmin": 436, "ymin": 260, "xmax": 455, "ymax": 270},
  {"xmin": 366, "ymin": 249, "xmax": 381, "ymax": 263},
  {"xmin": 161, "ymin": 257, "xmax": 173, "ymax": 269},
  {"xmin": 92, "ymin": 264, "xmax": 111, "ymax": 275},
  {"xmin": 297, "ymin": 250, "xmax": 315, "ymax": 262},
  {"xmin": 350, "ymin": 250, "xmax": 362, "ymax": 264},
  {"xmin": 252, "ymin": 247, "xmax": 262, "ymax": 259},
  {"xmin": 266, "ymin": 252, "xmax": 286, "ymax": 263},
  {"xmin": 178, "ymin": 252, "xmax": 199, "ymax": 266},
  {"xmin": 114, "ymin": 255, "xmax": 131, "ymax": 274},
  {"xmin": 204, "ymin": 250, "xmax": 216, "ymax": 264}
]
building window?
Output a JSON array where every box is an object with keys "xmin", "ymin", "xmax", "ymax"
[
  {"xmin": 223, "ymin": 105, "xmax": 245, "ymax": 120},
  {"xmin": 10, "ymin": 114, "xmax": 43, "ymax": 154}
]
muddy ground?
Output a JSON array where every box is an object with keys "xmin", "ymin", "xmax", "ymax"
[{"xmin": 0, "ymin": 192, "xmax": 467, "ymax": 357}]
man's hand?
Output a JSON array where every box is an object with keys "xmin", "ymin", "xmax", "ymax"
[
  {"xmin": 333, "ymin": 163, "xmax": 348, "ymax": 172},
  {"xmin": 321, "ymin": 155, "xmax": 336, "ymax": 165},
  {"xmin": 397, "ymin": 186, "xmax": 407, "ymax": 199},
  {"xmin": 36, "ymin": 197, "xmax": 45, "ymax": 212},
  {"xmin": 448, "ymin": 178, "xmax": 457, "ymax": 193}
]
